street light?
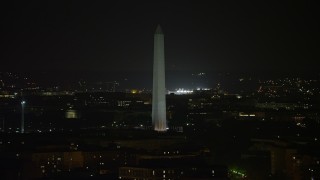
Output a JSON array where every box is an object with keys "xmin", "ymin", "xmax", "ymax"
[{"xmin": 21, "ymin": 101, "xmax": 26, "ymax": 133}]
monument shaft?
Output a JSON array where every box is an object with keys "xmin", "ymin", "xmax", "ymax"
[{"xmin": 152, "ymin": 25, "xmax": 167, "ymax": 131}]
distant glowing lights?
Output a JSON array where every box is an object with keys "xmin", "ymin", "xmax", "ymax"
[
  {"xmin": 131, "ymin": 89, "xmax": 138, "ymax": 94},
  {"xmin": 239, "ymin": 112, "xmax": 255, "ymax": 117},
  {"xmin": 171, "ymin": 88, "xmax": 193, "ymax": 95}
]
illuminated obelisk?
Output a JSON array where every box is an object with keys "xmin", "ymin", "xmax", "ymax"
[{"xmin": 152, "ymin": 25, "xmax": 167, "ymax": 131}]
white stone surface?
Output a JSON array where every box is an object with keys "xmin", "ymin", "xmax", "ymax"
[{"xmin": 152, "ymin": 25, "xmax": 167, "ymax": 131}]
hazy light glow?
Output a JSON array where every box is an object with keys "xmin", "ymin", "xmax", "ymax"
[{"xmin": 169, "ymin": 88, "xmax": 193, "ymax": 95}]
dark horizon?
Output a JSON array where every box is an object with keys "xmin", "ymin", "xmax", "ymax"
[
  {"xmin": 1, "ymin": 1, "xmax": 319, "ymax": 74},
  {"xmin": 1, "ymin": 70, "xmax": 319, "ymax": 91}
]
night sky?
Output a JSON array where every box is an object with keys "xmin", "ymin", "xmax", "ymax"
[{"xmin": 1, "ymin": 1, "xmax": 319, "ymax": 75}]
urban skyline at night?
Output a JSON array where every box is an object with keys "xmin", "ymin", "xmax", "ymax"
[{"xmin": 0, "ymin": 1, "xmax": 319, "ymax": 179}]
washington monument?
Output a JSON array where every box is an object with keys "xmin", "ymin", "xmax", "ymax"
[{"xmin": 152, "ymin": 25, "xmax": 167, "ymax": 131}]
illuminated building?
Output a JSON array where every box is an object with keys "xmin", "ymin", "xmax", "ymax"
[
  {"xmin": 119, "ymin": 166, "xmax": 228, "ymax": 179},
  {"xmin": 152, "ymin": 25, "xmax": 167, "ymax": 132},
  {"xmin": 65, "ymin": 109, "xmax": 79, "ymax": 119}
]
